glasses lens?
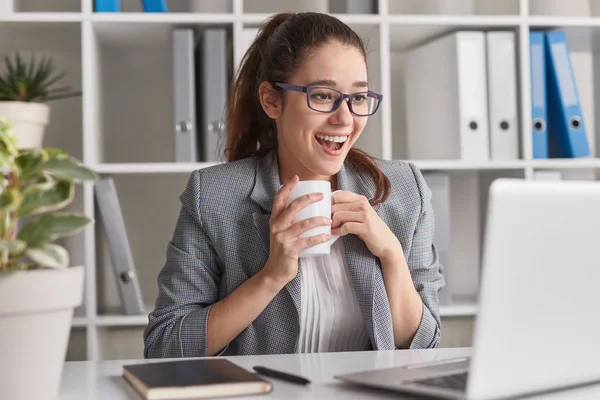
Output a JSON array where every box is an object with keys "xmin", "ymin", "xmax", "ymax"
[
  {"xmin": 351, "ymin": 92, "xmax": 379, "ymax": 116},
  {"xmin": 308, "ymin": 87, "xmax": 342, "ymax": 112}
]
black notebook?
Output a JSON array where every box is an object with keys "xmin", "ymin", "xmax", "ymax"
[{"xmin": 122, "ymin": 359, "xmax": 273, "ymax": 400}]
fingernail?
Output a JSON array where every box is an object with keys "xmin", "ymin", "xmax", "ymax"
[{"xmin": 326, "ymin": 218, "xmax": 332, "ymax": 224}]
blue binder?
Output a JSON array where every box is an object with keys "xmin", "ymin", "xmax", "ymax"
[
  {"xmin": 140, "ymin": 0, "xmax": 167, "ymax": 12},
  {"xmin": 529, "ymin": 31, "xmax": 548, "ymax": 159},
  {"xmin": 545, "ymin": 30, "xmax": 590, "ymax": 158},
  {"xmin": 94, "ymin": 0, "xmax": 119, "ymax": 12}
]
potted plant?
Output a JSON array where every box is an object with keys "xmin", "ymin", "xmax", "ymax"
[
  {"xmin": 0, "ymin": 52, "xmax": 81, "ymax": 149},
  {"xmin": 0, "ymin": 117, "xmax": 97, "ymax": 400}
]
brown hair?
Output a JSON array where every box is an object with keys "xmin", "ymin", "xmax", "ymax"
[{"xmin": 225, "ymin": 12, "xmax": 390, "ymax": 206}]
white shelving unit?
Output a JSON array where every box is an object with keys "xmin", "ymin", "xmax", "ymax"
[{"xmin": 2, "ymin": 0, "xmax": 600, "ymax": 360}]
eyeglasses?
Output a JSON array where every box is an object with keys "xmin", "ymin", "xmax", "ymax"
[{"xmin": 274, "ymin": 82, "xmax": 383, "ymax": 116}]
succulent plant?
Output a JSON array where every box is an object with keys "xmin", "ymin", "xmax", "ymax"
[{"xmin": 0, "ymin": 52, "xmax": 81, "ymax": 102}]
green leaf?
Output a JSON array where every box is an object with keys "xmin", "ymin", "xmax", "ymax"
[
  {"xmin": 16, "ymin": 179, "xmax": 73, "ymax": 217},
  {"xmin": 43, "ymin": 154, "xmax": 97, "ymax": 182},
  {"xmin": 16, "ymin": 149, "xmax": 48, "ymax": 181},
  {"xmin": 17, "ymin": 212, "xmax": 91, "ymax": 246},
  {"xmin": 0, "ymin": 238, "xmax": 26, "ymax": 256},
  {"xmin": 0, "ymin": 187, "xmax": 21, "ymax": 212},
  {"xmin": 25, "ymin": 243, "xmax": 69, "ymax": 269}
]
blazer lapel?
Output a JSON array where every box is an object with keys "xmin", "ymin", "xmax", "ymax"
[
  {"xmin": 249, "ymin": 152, "xmax": 302, "ymax": 323},
  {"xmin": 336, "ymin": 161, "xmax": 395, "ymax": 350}
]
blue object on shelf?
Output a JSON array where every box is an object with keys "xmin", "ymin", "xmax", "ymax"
[
  {"xmin": 545, "ymin": 30, "xmax": 590, "ymax": 158},
  {"xmin": 529, "ymin": 31, "xmax": 549, "ymax": 159},
  {"xmin": 95, "ymin": 0, "xmax": 119, "ymax": 12},
  {"xmin": 140, "ymin": 0, "xmax": 167, "ymax": 12}
]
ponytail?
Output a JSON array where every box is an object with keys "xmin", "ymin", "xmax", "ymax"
[{"xmin": 225, "ymin": 13, "xmax": 293, "ymax": 162}]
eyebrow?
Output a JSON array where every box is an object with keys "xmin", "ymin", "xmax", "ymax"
[{"xmin": 306, "ymin": 79, "xmax": 369, "ymax": 88}]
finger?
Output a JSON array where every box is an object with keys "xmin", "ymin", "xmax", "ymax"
[
  {"xmin": 271, "ymin": 175, "xmax": 299, "ymax": 220},
  {"xmin": 288, "ymin": 216, "xmax": 332, "ymax": 238},
  {"xmin": 277, "ymin": 191, "xmax": 324, "ymax": 228},
  {"xmin": 332, "ymin": 190, "xmax": 364, "ymax": 204},
  {"xmin": 332, "ymin": 222, "xmax": 362, "ymax": 237},
  {"xmin": 332, "ymin": 211, "xmax": 364, "ymax": 228},
  {"xmin": 332, "ymin": 201, "xmax": 365, "ymax": 214},
  {"xmin": 291, "ymin": 233, "xmax": 331, "ymax": 254}
]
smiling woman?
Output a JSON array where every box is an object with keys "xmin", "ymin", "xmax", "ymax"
[{"xmin": 143, "ymin": 12, "xmax": 445, "ymax": 359}]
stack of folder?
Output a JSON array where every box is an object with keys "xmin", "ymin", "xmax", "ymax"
[
  {"xmin": 94, "ymin": 0, "xmax": 167, "ymax": 12},
  {"xmin": 404, "ymin": 29, "xmax": 590, "ymax": 161}
]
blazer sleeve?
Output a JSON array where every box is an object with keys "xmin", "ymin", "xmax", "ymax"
[
  {"xmin": 406, "ymin": 163, "xmax": 445, "ymax": 349},
  {"xmin": 143, "ymin": 170, "xmax": 226, "ymax": 358}
]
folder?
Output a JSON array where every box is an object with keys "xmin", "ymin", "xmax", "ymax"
[
  {"xmin": 196, "ymin": 28, "xmax": 229, "ymax": 162},
  {"xmin": 405, "ymin": 31, "xmax": 490, "ymax": 161},
  {"xmin": 423, "ymin": 173, "xmax": 452, "ymax": 306},
  {"xmin": 529, "ymin": 31, "xmax": 549, "ymax": 159},
  {"xmin": 140, "ymin": 0, "xmax": 166, "ymax": 12},
  {"xmin": 486, "ymin": 31, "xmax": 519, "ymax": 160},
  {"xmin": 172, "ymin": 28, "xmax": 198, "ymax": 162},
  {"xmin": 94, "ymin": 178, "xmax": 145, "ymax": 315},
  {"xmin": 94, "ymin": 0, "xmax": 119, "ymax": 12},
  {"xmin": 545, "ymin": 30, "xmax": 591, "ymax": 158}
]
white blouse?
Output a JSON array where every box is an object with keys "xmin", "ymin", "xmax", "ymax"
[{"xmin": 297, "ymin": 239, "xmax": 370, "ymax": 353}]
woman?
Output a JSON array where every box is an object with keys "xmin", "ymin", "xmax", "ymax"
[{"xmin": 144, "ymin": 12, "xmax": 444, "ymax": 358}]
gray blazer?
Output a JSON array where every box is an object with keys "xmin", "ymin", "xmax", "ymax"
[{"xmin": 143, "ymin": 152, "xmax": 445, "ymax": 358}]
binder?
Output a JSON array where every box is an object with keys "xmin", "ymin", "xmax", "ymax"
[
  {"xmin": 196, "ymin": 28, "xmax": 229, "ymax": 162},
  {"xmin": 94, "ymin": 178, "xmax": 145, "ymax": 315},
  {"xmin": 545, "ymin": 30, "xmax": 591, "ymax": 158},
  {"xmin": 172, "ymin": 28, "xmax": 198, "ymax": 162},
  {"xmin": 94, "ymin": 0, "xmax": 119, "ymax": 12},
  {"xmin": 486, "ymin": 31, "xmax": 519, "ymax": 160},
  {"xmin": 529, "ymin": 31, "xmax": 549, "ymax": 159},
  {"xmin": 405, "ymin": 31, "xmax": 490, "ymax": 161},
  {"xmin": 423, "ymin": 173, "xmax": 452, "ymax": 306},
  {"xmin": 140, "ymin": 0, "xmax": 166, "ymax": 12}
]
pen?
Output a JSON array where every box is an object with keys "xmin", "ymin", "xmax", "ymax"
[{"xmin": 253, "ymin": 366, "xmax": 311, "ymax": 385}]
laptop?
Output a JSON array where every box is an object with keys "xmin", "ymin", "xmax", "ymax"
[{"xmin": 335, "ymin": 178, "xmax": 600, "ymax": 399}]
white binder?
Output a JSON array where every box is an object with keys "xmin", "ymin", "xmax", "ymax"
[
  {"xmin": 172, "ymin": 28, "xmax": 198, "ymax": 162},
  {"xmin": 423, "ymin": 172, "xmax": 452, "ymax": 306},
  {"xmin": 405, "ymin": 31, "xmax": 490, "ymax": 161},
  {"xmin": 486, "ymin": 31, "xmax": 519, "ymax": 160}
]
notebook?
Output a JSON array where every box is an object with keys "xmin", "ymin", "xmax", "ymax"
[{"xmin": 122, "ymin": 359, "xmax": 273, "ymax": 399}]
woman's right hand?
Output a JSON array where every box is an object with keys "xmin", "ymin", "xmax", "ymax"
[{"xmin": 262, "ymin": 175, "xmax": 332, "ymax": 288}]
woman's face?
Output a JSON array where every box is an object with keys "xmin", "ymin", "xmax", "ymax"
[{"xmin": 265, "ymin": 40, "xmax": 369, "ymax": 181}]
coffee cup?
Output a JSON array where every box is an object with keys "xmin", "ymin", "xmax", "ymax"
[{"xmin": 286, "ymin": 180, "xmax": 340, "ymax": 257}]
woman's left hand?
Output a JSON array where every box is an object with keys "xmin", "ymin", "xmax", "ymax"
[{"xmin": 331, "ymin": 191, "xmax": 404, "ymax": 261}]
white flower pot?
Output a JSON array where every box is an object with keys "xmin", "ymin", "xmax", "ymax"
[
  {"xmin": 0, "ymin": 265, "xmax": 84, "ymax": 400},
  {"xmin": 0, "ymin": 101, "xmax": 50, "ymax": 149}
]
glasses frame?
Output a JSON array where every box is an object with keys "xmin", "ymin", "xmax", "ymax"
[{"xmin": 273, "ymin": 82, "xmax": 383, "ymax": 116}]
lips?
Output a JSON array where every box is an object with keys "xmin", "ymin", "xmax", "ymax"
[{"xmin": 315, "ymin": 133, "xmax": 350, "ymax": 156}]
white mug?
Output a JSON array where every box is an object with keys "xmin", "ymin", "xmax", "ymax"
[{"xmin": 286, "ymin": 180, "xmax": 340, "ymax": 257}]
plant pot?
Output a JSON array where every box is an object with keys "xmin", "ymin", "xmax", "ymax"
[
  {"xmin": 0, "ymin": 265, "xmax": 84, "ymax": 400},
  {"xmin": 0, "ymin": 101, "xmax": 50, "ymax": 149}
]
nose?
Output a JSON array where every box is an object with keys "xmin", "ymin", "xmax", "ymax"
[{"xmin": 330, "ymin": 98, "xmax": 353, "ymax": 126}]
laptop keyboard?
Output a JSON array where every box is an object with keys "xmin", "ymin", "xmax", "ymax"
[{"xmin": 412, "ymin": 372, "xmax": 468, "ymax": 391}]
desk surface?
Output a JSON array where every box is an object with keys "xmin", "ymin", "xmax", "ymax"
[{"xmin": 59, "ymin": 347, "xmax": 600, "ymax": 399}]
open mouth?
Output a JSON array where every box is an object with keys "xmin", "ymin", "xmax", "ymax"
[{"xmin": 315, "ymin": 134, "xmax": 349, "ymax": 154}]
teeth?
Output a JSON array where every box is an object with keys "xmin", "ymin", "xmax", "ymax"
[{"xmin": 316, "ymin": 134, "xmax": 349, "ymax": 143}]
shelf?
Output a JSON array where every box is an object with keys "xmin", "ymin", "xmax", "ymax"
[
  {"xmin": 94, "ymin": 162, "xmax": 223, "ymax": 174},
  {"xmin": 0, "ymin": 12, "xmax": 83, "ymax": 22},
  {"xmin": 242, "ymin": 13, "xmax": 381, "ymax": 26},
  {"xmin": 95, "ymin": 314, "xmax": 149, "ymax": 327},
  {"xmin": 530, "ymin": 158, "xmax": 600, "ymax": 169},
  {"xmin": 409, "ymin": 160, "xmax": 528, "ymax": 171},
  {"xmin": 91, "ymin": 12, "xmax": 236, "ymax": 23},
  {"xmin": 440, "ymin": 303, "xmax": 478, "ymax": 317}
]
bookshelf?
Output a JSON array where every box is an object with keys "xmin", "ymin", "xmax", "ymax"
[{"xmin": 2, "ymin": 0, "xmax": 599, "ymax": 360}]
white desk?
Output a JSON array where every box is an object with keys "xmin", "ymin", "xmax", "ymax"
[{"xmin": 59, "ymin": 347, "xmax": 600, "ymax": 399}]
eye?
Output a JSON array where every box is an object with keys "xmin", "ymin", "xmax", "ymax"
[
  {"xmin": 352, "ymin": 94, "xmax": 367, "ymax": 103},
  {"xmin": 311, "ymin": 91, "xmax": 332, "ymax": 101}
]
